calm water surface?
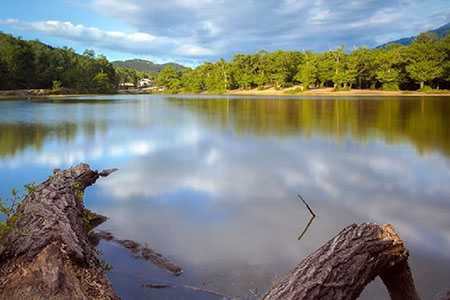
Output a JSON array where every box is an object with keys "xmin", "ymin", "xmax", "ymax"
[{"xmin": 1, "ymin": 95, "xmax": 449, "ymax": 299}]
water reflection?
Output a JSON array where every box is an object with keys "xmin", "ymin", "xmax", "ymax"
[
  {"xmin": 97, "ymin": 126, "xmax": 450, "ymax": 297},
  {"xmin": 0, "ymin": 95, "xmax": 449, "ymax": 299},
  {"xmin": 2, "ymin": 96, "xmax": 450, "ymax": 160},
  {"xmin": 166, "ymin": 96, "xmax": 450, "ymax": 157},
  {"xmin": 0, "ymin": 122, "xmax": 106, "ymax": 158}
]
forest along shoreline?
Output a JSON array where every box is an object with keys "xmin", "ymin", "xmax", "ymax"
[{"xmin": 2, "ymin": 30, "xmax": 450, "ymax": 98}]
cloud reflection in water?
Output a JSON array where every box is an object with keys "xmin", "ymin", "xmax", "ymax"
[
  {"xmin": 1, "ymin": 96, "xmax": 450, "ymax": 299},
  {"xmin": 95, "ymin": 127, "xmax": 450, "ymax": 298}
]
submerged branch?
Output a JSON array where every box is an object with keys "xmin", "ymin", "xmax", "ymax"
[
  {"xmin": 297, "ymin": 214, "xmax": 315, "ymax": 241},
  {"xmin": 297, "ymin": 194, "xmax": 316, "ymax": 217},
  {"xmin": 297, "ymin": 194, "xmax": 316, "ymax": 241},
  {"xmin": 144, "ymin": 282, "xmax": 236, "ymax": 299},
  {"xmin": 94, "ymin": 230, "xmax": 183, "ymax": 276}
]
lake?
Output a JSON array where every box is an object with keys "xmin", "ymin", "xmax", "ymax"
[{"xmin": 0, "ymin": 95, "xmax": 449, "ymax": 299}]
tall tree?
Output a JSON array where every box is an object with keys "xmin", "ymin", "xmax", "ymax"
[
  {"xmin": 156, "ymin": 66, "xmax": 182, "ymax": 90},
  {"xmin": 315, "ymin": 52, "xmax": 335, "ymax": 87},
  {"xmin": 266, "ymin": 50, "xmax": 303, "ymax": 89},
  {"xmin": 230, "ymin": 54, "xmax": 255, "ymax": 90},
  {"xmin": 181, "ymin": 68, "xmax": 204, "ymax": 93},
  {"xmin": 252, "ymin": 50, "xmax": 271, "ymax": 89},
  {"xmin": 295, "ymin": 51, "xmax": 317, "ymax": 90},
  {"xmin": 439, "ymin": 34, "xmax": 450, "ymax": 88},
  {"xmin": 374, "ymin": 45, "xmax": 404, "ymax": 90},
  {"xmin": 348, "ymin": 46, "xmax": 377, "ymax": 89},
  {"xmin": 405, "ymin": 32, "xmax": 444, "ymax": 89}
]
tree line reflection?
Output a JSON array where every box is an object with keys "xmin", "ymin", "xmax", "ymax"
[
  {"xmin": 0, "ymin": 121, "xmax": 107, "ymax": 158},
  {"xmin": 1, "ymin": 96, "xmax": 449, "ymax": 159},
  {"xmin": 166, "ymin": 96, "xmax": 450, "ymax": 157}
]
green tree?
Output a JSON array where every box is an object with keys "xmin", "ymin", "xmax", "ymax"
[
  {"xmin": 315, "ymin": 52, "xmax": 335, "ymax": 87},
  {"xmin": 295, "ymin": 51, "xmax": 317, "ymax": 90},
  {"xmin": 200, "ymin": 62, "xmax": 227, "ymax": 93},
  {"xmin": 51, "ymin": 80, "xmax": 62, "ymax": 93},
  {"xmin": 156, "ymin": 66, "xmax": 182, "ymax": 91},
  {"xmin": 328, "ymin": 46, "xmax": 357, "ymax": 89},
  {"xmin": 439, "ymin": 34, "xmax": 450, "ymax": 87},
  {"xmin": 348, "ymin": 46, "xmax": 377, "ymax": 89},
  {"xmin": 265, "ymin": 50, "xmax": 303, "ymax": 89},
  {"xmin": 374, "ymin": 45, "xmax": 404, "ymax": 90},
  {"xmin": 93, "ymin": 72, "xmax": 112, "ymax": 93},
  {"xmin": 252, "ymin": 50, "xmax": 271, "ymax": 89},
  {"xmin": 405, "ymin": 33, "xmax": 444, "ymax": 89},
  {"xmin": 0, "ymin": 32, "xmax": 35, "ymax": 89},
  {"xmin": 181, "ymin": 68, "xmax": 204, "ymax": 93},
  {"xmin": 230, "ymin": 54, "xmax": 255, "ymax": 89},
  {"xmin": 115, "ymin": 67, "xmax": 139, "ymax": 85}
]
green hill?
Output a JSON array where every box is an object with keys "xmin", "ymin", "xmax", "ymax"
[
  {"xmin": 377, "ymin": 21, "xmax": 450, "ymax": 48},
  {"xmin": 111, "ymin": 59, "xmax": 185, "ymax": 73}
]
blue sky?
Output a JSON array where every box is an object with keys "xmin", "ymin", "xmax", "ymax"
[{"xmin": 0, "ymin": 0, "xmax": 449, "ymax": 66}]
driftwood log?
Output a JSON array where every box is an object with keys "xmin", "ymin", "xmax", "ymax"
[
  {"xmin": 263, "ymin": 223, "xmax": 420, "ymax": 300},
  {"xmin": 0, "ymin": 163, "xmax": 120, "ymax": 300}
]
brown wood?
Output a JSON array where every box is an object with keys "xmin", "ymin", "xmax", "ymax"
[
  {"xmin": 0, "ymin": 163, "xmax": 120, "ymax": 300},
  {"xmin": 263, "ymin": 223, "xmax": 420, "ymax": 300}
]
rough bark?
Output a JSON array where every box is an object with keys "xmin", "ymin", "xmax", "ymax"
[
  {"xmin": 0, "ymin": 163, "xmax": 120, "ymax": 300},
  {"xmin": 263, "ymin": 223, "xmax": 420, "ymax": 300}
]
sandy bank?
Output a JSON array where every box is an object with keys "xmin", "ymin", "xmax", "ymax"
[{"xmin": 224, "ymin": 86, "xmax": 450, "ymax": 97}]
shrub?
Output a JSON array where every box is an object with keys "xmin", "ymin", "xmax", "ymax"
[
  {"xmin": 0, "ymin": 183, "xmax": 35, "ymax": 239},
  {"xmin": 51, "ymin": 80, "xmax": 63, "ymax": 94},
  {"xmin": 417, "ymin": 85, "xmax": 433, "ymax": 92}
]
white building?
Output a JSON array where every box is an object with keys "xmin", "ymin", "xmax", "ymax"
[
  {"xmin": 118, "ymin": 83, "xmax": 135, "ymax": 89},
  {"xmin": 138, "ymin": 78, "xmax": 153, "ymax": 88}
]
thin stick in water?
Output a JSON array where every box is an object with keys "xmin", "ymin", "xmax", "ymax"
[
  {"xmin": 298, "ymin": 194, "xmax": 316, "ymax": 217},
  {"xmin": 297, "ymin": 194, "xmax": 316, "ymax": 241},
  {"xmin": 144, "ymin": 282, "xmax": 235, "ymax": 299},
  {"xmin": 298, "ymin": 214, "xmax": 315, "ymax": 241}
]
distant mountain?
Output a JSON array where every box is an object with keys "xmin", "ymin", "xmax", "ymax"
[
  {"xmin": 111, "ymin": 59, "xmax": 185, "ymax": 73},
  {"xmin": 376, "ymin": 21, "xmax": 450, "ymax": 48}
]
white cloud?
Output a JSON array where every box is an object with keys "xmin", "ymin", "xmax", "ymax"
[
  {"xmin": 126, "ymin": 32, "xmax": 155, "ymax": 42},
  {"xmin": 201, "ymin": 21, "xmax": 222, "ymax": 37},
  {"xmin": 0, "ymin": 18, "xmax": 215, "ymax": 59},
  {"xmin": 90, "ymin": 0, "xmax": 443, "ymax": 56},
  {"xmin": 175, "ymin": 44, "xmax": 215, "ymax": 56},
  {"xmin": 2, "ymin": 0, "xmax": 449, "ymax": 60}
]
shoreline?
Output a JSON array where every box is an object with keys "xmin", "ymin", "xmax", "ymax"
[
  {"xmin": 1, "ymin": 87, "xmax": 450, "ymax": 99},
  {"xmin": 223, "ymin": 86, "xmax": 450, "ymax": 97}
]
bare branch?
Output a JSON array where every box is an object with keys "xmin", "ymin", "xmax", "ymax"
[
  {"xmin": 298, "ymin": 214, "xmax": 315, "ymax": 241},
  {"xmin": 297, "ymin": 194, "xmax": 316, "ymax": 217}
]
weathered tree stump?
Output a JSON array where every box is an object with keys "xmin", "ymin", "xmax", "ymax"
[
  {"xmin": 263, "ymin": 223, "xmax": 420, "ymax": 300},
  {"xmin": 0, "ymin": 163, "xmax": 119, "ymax": 300}
]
